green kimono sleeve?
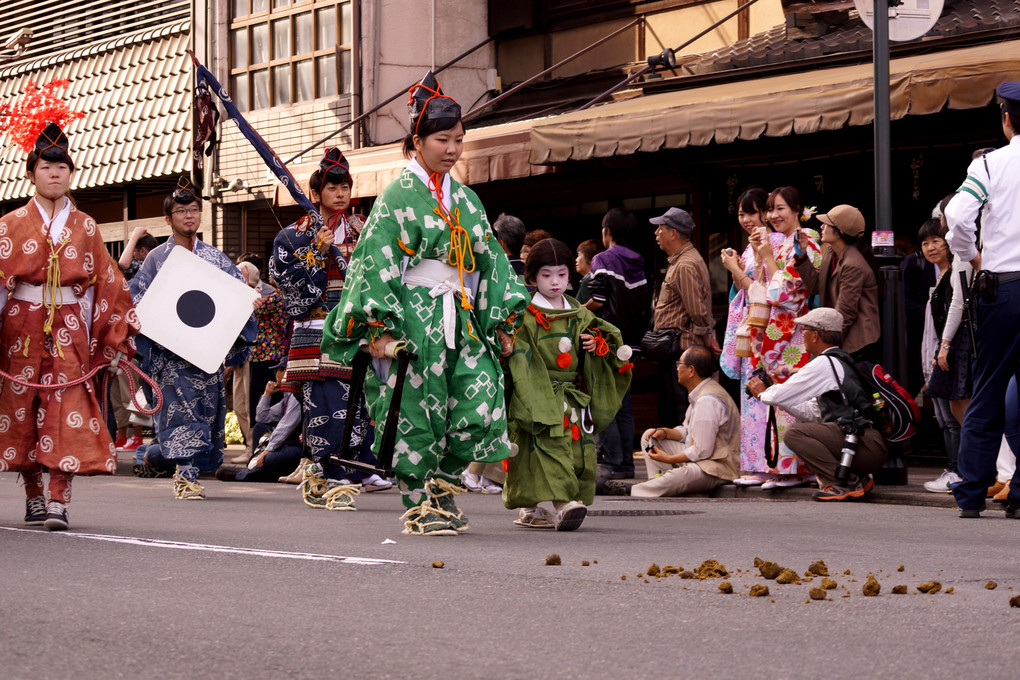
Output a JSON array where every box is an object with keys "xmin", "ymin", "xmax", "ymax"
[
  {"xmin": 580, "ymin": 316, "xmax": 633, "ymax": 433},
  {"xmin": 322, "ymin": 182, "xmax": 417, "ymax": 364},
  {"xmin": 454, "ymin": 183, "xmax": 529, "ymax": 344}
]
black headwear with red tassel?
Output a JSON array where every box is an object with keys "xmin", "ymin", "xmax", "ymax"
[
  {"xmin": 170, "ymin": 175, "xmax": 200, "ymax": 205},
  {"xmin": 318, "ymin": 147, "xmax": 352, "ymax": 193},
  {"xmin": 34, "ymin": 122, "xmax": 73, "ymax": 166},
  {"xmin": 407, "ymin": 71, "xmax": 461, "ymax": 138}
]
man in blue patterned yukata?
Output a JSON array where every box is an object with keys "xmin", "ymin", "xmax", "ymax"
[
  {"xmin": 131, "ymin": 178, "xmax": 258, "ymax": 500},
  {"xmin": 269, "ymin": 148, "xmax": 386, "ymax": 512}
]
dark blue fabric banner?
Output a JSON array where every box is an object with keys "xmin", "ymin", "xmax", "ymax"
[{"xmin": 192, "ymin": 56, "xmax": 322, "ymax": 229}]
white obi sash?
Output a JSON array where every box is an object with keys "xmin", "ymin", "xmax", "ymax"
[
  {"xmin": 8, "ymin": 281, "xmax": 95, "ymax": 342},
  {"xmin": 401, "ymin": 259, "xmax": 477, "ymax": 349}
]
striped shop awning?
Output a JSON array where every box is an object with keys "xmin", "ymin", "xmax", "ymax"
[{"xmin": 529, "ymin": 41, "xmax": 1020, "ymax": 164}]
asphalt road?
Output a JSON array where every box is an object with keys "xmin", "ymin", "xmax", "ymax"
[{"xmin": 2, "ymin": 474, "xmax": 1018, "ymax": 680}]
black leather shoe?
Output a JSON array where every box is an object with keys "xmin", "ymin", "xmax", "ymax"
[
  {"xmin": 959, "ymin": 507, "xmax": 983, "ymax": 518},
  {"xmin": 602, "ymin": 481, "xmax": 631, "ymax": 496},
  {"xmin": 1005, "ymin": 499, "xmax": 1020, "ymax": 519}
]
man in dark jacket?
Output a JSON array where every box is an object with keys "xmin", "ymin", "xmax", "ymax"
[{"xmin": 586, "ymin": 208, "xmax": 650, "ymax": 479}]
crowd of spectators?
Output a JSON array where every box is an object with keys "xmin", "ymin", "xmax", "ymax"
[{"xmin": 112, "ymin": 81, "xmax": 1019, "ymax": 521}]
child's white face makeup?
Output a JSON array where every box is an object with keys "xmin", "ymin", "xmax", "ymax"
[{"xmin": 535, "ymin": 264, "xmax": 571, "ymax": 300}]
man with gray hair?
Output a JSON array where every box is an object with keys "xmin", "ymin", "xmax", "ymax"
[
  {"xmin": 493, "ymin": 213, "xmax": 526, "ymax": 277},
  {"xmin": 746, "ymin": 307, "xmax": 887, "ymax": 501},
  {"xmin": 224, "ymin": 259, "xmax": 264, "ymax": 463},
  {"xmin": 650, "ymin": 207, "xmax": 717, "ymax": 424}
]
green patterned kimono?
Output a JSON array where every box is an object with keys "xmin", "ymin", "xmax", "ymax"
[
  {"xmin": 503, "ymin": 298, "xmax": 632, "ymax": 509},
  {"xmin": 322, "ymin": 165, "xmax": 529, "ymax": 508}
]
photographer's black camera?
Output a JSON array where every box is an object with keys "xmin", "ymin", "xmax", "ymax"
[
  {"xmin": 973, "ymin": 270, "xmax": 997, "ymax": 302},
  {"xmin": 835, "ymin": 424, "xmax": 859, "ymax": 482},
  {"xmin": 744, "ymin": 367, "xmax": 772, "ymax": 398}
]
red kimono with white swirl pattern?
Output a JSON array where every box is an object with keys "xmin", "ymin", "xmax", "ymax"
[{"xmin": 0, "ymin": 199, "xmax": 138, "ymax": 474}]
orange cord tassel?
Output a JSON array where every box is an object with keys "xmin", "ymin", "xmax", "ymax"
[
  {"xmin": 585, "ymin": 327, "xmax": 609, "ymax": 357},
  {"xmin": 528, "ymin": 305, "xmax": 551, "ymax": 329}
]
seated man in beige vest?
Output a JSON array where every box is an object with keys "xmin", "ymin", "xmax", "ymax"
[{"xmin": 630, "ymin": 345, "xmax": 740, "ymax": 497}]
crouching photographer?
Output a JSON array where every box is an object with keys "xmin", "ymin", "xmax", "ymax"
[{"xmin": 745, "ymin": 308, "xmax": 888, "ymax": 501}]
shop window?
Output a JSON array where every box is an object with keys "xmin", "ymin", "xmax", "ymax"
[{"xmin": 229, "ymin": 0, "xmax": 352, "ymax": 112}]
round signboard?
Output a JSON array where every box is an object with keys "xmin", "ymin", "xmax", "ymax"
[{"xmin": 855, "ymin": 0, "xmax": 944, "ymax": 42}]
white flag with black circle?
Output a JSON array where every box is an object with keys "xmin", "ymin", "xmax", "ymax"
[{"xmin": 135, "ymin": 247, "xmax": 258, "ymax": 373}]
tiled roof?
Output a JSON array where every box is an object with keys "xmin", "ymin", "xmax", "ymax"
[
  {"xmin": 686, "ymin": 0, "xmax": 1020, "ymax": 74},
  {"xmin": 0, "ymin": 21, "xmax": 191, "ymax": 201}
]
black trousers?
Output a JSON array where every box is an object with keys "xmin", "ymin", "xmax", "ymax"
[{"xmin": 657, "ymin": 360, "xmax": 689, "ymax": 426}]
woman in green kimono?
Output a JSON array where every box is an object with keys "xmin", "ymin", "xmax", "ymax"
[
  {"xmin": 504, "ymin": 239, "xmax": 633, "ymax": 531},
  {"xmin": 322, "ymin": 72, "xmax": 529, "ymax": 536}
]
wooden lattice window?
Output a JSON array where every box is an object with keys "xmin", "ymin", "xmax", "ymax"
[{"xmin": 229, "ymin": 0, "xmax": 352, "ymax": 112}]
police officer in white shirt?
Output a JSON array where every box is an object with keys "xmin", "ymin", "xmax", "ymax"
[{"xmin": 944, "ymin": 80, "xmax": 1020, "ymax": 519}]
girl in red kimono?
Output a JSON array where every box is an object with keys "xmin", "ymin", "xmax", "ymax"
[{"xmin": 0, "ymin": 123, "xmax": 139, "ymax": 530}]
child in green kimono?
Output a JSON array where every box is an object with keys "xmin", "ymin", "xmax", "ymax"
[
  {"xmin": 504, "ymin": 238, "xmax": 633, "ymax": 531},
  {"xmin": 322, "ymin": 72, "xmax": 529, "ymax": 536}
]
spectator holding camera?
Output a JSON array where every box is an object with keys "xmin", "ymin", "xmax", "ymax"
[
  {"xmin": 731, "ymin": 186, "xmax": 822, "ymax": 488},
  {"xmin": 630, "ymin": 345, "xmax": 740, "ymax": 498},
  {"xmin": 721, "ymin": 187, "xmax": 804, "ymax": 489},
  {"xmin": 746, "ymin": 308, "xmax": 888, "ymax": 501}
]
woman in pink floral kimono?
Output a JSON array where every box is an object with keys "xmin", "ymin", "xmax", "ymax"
[
  {"xmin": 733, "ymin": 186, "xmax": 821, "ymax": 487},
  {"xmin": 722, "ymin": 188, "xmax": 787, "ymax": 486}
]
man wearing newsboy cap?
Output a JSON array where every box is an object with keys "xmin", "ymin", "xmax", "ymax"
[
  {"xmin": 944, "ymin": 80, "xmax": 1020, "ymax": 519},
  {"xmin": 649, "ymin": 207, "xmax": 718, "ymax": 425},
  {"xmin": 746, "ymin": 307, "xmax": 888, "ymax": 501}
]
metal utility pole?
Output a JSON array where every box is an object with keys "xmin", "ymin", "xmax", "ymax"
[
  {"xmin": 872, "ymin": 0, "xmax": 909, "ymax": 484},
  {"xmin": 874, "ymin": 2, "xmax": 892, "ymax": 235}
]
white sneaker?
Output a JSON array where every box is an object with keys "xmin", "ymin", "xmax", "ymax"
[
  {"xmin": 227, "ymin": 451, "xmax": 251, "ymax": 465},
  {"xmin": 923, "ymin": 469, "xmax": 962, "ymax": 493},
  {"xmin": 555, "ymin": 500, "xmax": 587, "ymax": 532}
]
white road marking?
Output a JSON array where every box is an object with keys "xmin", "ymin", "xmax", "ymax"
[{"xmin": 0, "ymin": 527, "xmax": 404, "ymax": 566}]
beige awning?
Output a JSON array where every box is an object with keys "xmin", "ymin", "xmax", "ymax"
[
  {"xmin": 278, "ymin": 117, "xmax": 552, "ymax": 204},
  {"xmin": 530, "ymin": 41, "xmax": 1020, "ymax": 163}
]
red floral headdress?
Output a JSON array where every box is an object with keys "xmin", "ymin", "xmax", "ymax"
[{"xmin": 0, "ymin": 79, "xmax": 85, "ymax": 153}]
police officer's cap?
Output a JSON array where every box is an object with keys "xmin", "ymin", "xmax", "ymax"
[{"xmin": 997, "ymin": 81, "xmax": 1020, "ymax": 116}]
